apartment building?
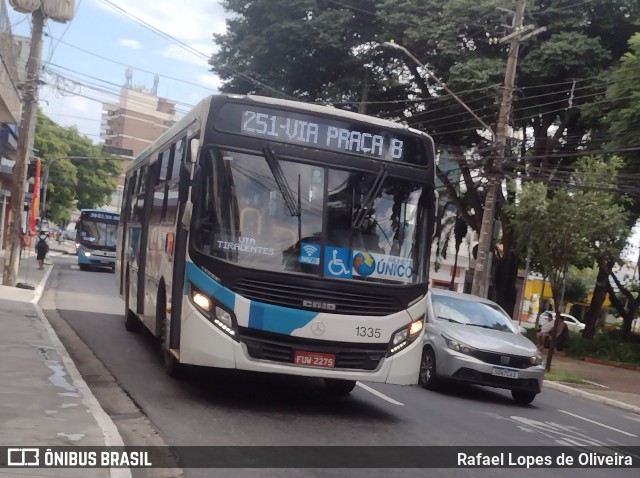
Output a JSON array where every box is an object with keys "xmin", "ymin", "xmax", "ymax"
[{"xmin": 100, "ymin": 72, "xmax": 179, "ymax": 212}]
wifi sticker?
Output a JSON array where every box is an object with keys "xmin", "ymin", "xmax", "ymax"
[{"xmin": 299, "ymin": 242, "xmax": 320, "ymax": 265}]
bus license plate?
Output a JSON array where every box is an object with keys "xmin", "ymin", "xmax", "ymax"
[
  {"xmin": 294, "ymin": 351, "xmax": 335, "ymax": 368},
  {"xmin": 491, "ymin": 367, "xmax": 518, "ymax": 379}
]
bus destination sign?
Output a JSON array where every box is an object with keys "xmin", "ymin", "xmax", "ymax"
[
  {"xmin": 84, "ymin": 211, "xmax": 119, "ymax": 221},
  {"xmin": 215, "ymin": 103, "xmax": 430, "ymax": 164}
]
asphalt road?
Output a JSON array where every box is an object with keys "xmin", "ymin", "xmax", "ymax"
[{"xmin": 43, "ymin": 255, "xmax": 640, "ymax": 478}]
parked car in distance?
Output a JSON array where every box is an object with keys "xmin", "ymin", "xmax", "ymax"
[
  {"xmin": 539, "ymin": 312, "xmax": 586, "ymax": 333},
  {"xmin": 419, "ymin": 289, "xmax": 544, "ymax": 404}
]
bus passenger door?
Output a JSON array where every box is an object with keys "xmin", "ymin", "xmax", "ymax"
[{"xmin": 136, "ymin": 163, "xmax": 156, "ymax": 318}]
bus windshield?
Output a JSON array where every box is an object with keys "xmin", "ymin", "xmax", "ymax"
[
  {"xmin": 192, "ymin": 147, "xmax": 428, "ymax": 284},
  {"xmin": 77, "ymin": 216, "xmax": 119, "ymax": 249}
]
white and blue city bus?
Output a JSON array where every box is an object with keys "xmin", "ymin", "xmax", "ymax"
[
  {"xmin": 76, "ymin": 209, "xmax": 119, "ymax": 271},
  {"xmin": 116, "ymin": 94, "xmax": 437, "ymax": 393}
]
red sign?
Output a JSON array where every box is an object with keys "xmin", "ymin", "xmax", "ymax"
[{"xmin": 29, "ymin": 158, "xmax": 40, "ymax": 234}]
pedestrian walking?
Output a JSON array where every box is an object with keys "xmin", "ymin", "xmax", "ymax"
[{"xmin": 35, "ymin": 230, "xmax": 50, "ymax": 270}]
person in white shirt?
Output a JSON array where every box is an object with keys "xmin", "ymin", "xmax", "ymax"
[{"xmin": 536, "ymin": 313, "xmax": 555, "ymax": 349}]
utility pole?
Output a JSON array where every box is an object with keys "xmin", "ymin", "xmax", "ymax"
[
  {"xmin": 471, "ymin": 0, "xmax": 544, "ymax": 298},
  {"xmin": 2, "ymin": 7, "xmax": 44, "ymax": 287}
]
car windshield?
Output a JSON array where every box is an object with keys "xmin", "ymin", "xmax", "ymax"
[
  {"xmin": 432, "ymin": 294, "xmax": 517, "ymax": 333},
  {"xmin": 191, "ymin": 147, "xmax": 429, "ymax": 284}
]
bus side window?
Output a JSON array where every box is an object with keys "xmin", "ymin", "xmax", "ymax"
[
  {"xmin": 152, "ymin": 151, "xmax": 169, "ymax": 224},
  {"xmin": 163, "ymin": 137, "xmax": 185, "ymax": 224},
  {"xmin": 132, "ymin": 165, "xmax": 148, "ymax": 223}
]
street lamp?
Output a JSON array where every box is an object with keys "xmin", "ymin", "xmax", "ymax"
[{"xmin": 381, "ymin": 41, "xmax": 495, "ymax": 141}]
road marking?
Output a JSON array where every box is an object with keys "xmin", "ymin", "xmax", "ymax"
[
  {"xmin": 356, "ymin": 382, "xmax": 404, "ymax": 406},
  {"xmin": 558, "ymin": 410, "xmax": 638, "ymax": 437}
]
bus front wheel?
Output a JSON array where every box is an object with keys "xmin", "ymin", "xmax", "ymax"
[{"xmin": 324, "ymin": 378, "xmax": 356, "ymax": 395}]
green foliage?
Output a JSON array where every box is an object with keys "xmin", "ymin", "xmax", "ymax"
[
  {"xmin": 565, "ymin": 329, "xmax": 640, "ymax": 365},
  {"xmin": 505, "ymin": 156, "xmax": 629, "ymax": 299},
  {"xmin": 33, "ymin": 110, "xmax": 122, "ymax": 224},
  {"xmin": 544, "ymin": 369, "xmax": 591, "ymax": 384},
  {"xmin": 563, "ymin": 274, "xmax": 589, "ymax": 303}
]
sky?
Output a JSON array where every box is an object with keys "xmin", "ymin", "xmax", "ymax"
[{"xmin": 7, "ymin": 0, "xmax": 229, "ymax": 140}]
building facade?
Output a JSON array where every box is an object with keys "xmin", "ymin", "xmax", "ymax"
[
  {"xmin": 0, "ymin": 0, "xmax": 26, "ymax": 249},
  {"xmin": 100, "ymin": 72, "xmax": 179, "ymax": 213}
]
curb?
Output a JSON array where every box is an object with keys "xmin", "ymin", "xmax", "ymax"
[
  {"xmin": 32, "ymin": 266, "xmax": 132, "ymax": 478},
  {"xmin": 544, "ymin": 380, "xmax": 640, "ymax": 415}
]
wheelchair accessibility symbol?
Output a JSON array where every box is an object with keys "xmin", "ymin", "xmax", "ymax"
[{"xmin": 324, "ymin": 246, "xmax": 352, "ymax": 279}]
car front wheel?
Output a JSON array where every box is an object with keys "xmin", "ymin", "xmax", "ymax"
[
  {"xmin": 511, "ymin": 390, "xmax": 537, "ymax": 404},
  {"xmin": 418, "ymin": 347, "xmax": 438, "ymax": 390}
]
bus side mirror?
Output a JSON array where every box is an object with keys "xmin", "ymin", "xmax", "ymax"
[{"xmin": 182, "ymin": 202, "xmax": 193, "ymax": 231}]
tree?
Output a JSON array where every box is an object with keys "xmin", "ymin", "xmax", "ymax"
[
  {"xmin": 507, "ymin": 156, "xmax": 628, "ymax": 370},
  {"xmin": 607, "ymin": 264, "xmax": 640, "ymax": 340},
  {"xmin": 32, "ymin": 110, "xmax": 122, "ymax": 224},
  {"xmin": 579, "ymin": 33, "xmax": 640, "ymax": 339}
]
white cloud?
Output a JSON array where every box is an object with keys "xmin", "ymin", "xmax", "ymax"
[
  {"xmin": 97, "ymin": 0, "xmax": 228, "ymax": 44},
  {"xmin": 196, "ymin": 73, "xmax": 222, "ymax": 92},
  {"xmin": 39, "ymin": 85, "xmax": 106, "ymax": 140},
  {"xmin": 119, "ymin": 39, "xmax": 142, "ymax": 49}
]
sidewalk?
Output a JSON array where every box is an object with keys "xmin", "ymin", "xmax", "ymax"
[
  {"xmin": 0, "ymin": 248, "xmax": 129, "ymax": 477},
  {"xmin": 543, "ymin": 352, "xmax": 640, "ymax": 414}
]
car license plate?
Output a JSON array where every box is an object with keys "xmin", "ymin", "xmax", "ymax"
[
  {"xmin": 491, "ymin": 367, "xmax": 518, "ymax": 379},
  {"xmin": 294, "ymin": 351, "xmax": 335, "ymax": 368}
]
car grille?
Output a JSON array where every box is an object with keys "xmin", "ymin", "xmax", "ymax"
[
  {"xmin": 238, "ymin": 328, "xmax": 387, "ymax": 371},
  {"xmin": 470, "ymin": 350, "xmax": 533, "ymax": 369},
  {"xmin": 230, "ymin": 278, "xmax": 402, "ymax": 316}
]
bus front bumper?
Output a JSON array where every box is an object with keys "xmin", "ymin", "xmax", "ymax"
[{"xmin": 179, "ymin": 305, "xmax": 421, "ymax": 385}]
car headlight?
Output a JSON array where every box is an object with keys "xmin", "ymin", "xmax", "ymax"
[
  {"xmin": 442, "ymin": 334, "xmax": 476, "ymax": 355},
  {"xmin": 388, "ymin": 316, "xmax": 424, "ymax": 356},
  {"xmin": 189, "ymin": 284, "xmax": 237, "ymax": 339},
  {"xmin": 83, "ymin": 251, "xmax": 91, "ymax": 257},
  {"xmin": 530, "ymin": 352, "xmax": 543, "ymax": 366}
]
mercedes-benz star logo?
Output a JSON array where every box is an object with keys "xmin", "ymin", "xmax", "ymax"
[{"xmin": 311, "ymin": 321, "xmax": 326, "ymax": 336}]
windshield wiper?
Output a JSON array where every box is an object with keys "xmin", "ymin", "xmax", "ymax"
[
  {"xmin": 466, "ymin": 323, "xmax": 494, "ymax": 329},
  {"xmin": 438, "ymin": 316, "xmax": 463, "ymax": 324},
  {"xmin": 352, "ymin": 164, "xmax": 388, "ymax": 229},
  {"xmin": 263, "ymin": 147, "xmax": 300, "ymax": 217}
]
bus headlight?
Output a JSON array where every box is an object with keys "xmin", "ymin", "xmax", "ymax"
[
  {"xmin": 388, "ymin": 316, "xmax": 424, "ymax": 356},
  {"xmin": 189, "ymin": 284, "xmax": 237, "ymax": 338},
  {"xmin": 192, "ymin": 291, "xmax": 211, "ymax": 311}
]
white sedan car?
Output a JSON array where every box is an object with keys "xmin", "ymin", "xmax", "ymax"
[{"xmin": 540, "ymin": 312, "xmax": 585, "ymax": 333}]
